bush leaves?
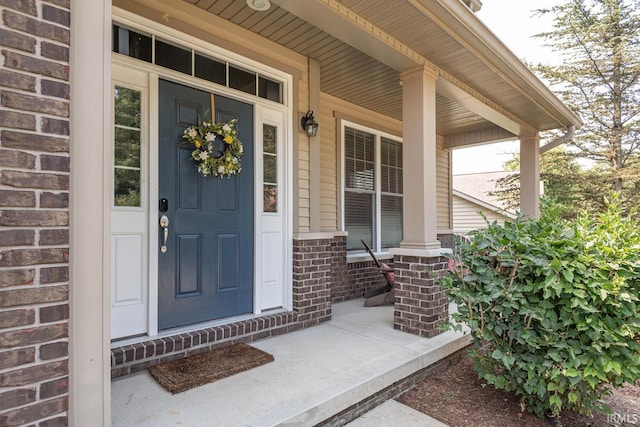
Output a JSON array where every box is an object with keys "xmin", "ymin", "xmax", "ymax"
[{"xmin": 441, "ymin": 195, "xmax": 640, "ymax": 419}]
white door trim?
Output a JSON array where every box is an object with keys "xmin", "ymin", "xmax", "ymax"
[{"xmin": 110, "ymin": 8, "xmax": 294, "ymax": 341}]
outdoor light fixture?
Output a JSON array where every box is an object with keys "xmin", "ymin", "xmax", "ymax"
[
  {"xmin": 247, "ymin": 0, "xmax": 271, "ymax": 11},
  {"xmin": 301, "ymin": 110, "xmax": 319, "ymax": 137}
]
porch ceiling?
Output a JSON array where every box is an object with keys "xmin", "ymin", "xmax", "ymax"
[{"xmin": 184, "ymin": 0, "xmax": 581, "ymax": 143}]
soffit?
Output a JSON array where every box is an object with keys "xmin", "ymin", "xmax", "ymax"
[{"xmin": 184, "ymin": 0, "xmax": 578, "ymax": 140}]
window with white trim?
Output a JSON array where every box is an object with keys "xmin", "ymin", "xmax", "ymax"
[{"xmin": 343, "ymin": 124, "xmax": 403, "ymax": 252}]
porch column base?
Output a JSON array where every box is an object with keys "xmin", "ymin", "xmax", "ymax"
[
  {"xmin": 391, "ymin": 248, "xmax": 451, "ymax": 338},
  {"xmin": 292, "ymin": 232, "xmax": 347, "ymax": 328}
]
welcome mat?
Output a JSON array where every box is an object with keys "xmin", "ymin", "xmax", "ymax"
[{"xmin": 149, "ymin": 343, "xmax": 274, "ymax": 394}]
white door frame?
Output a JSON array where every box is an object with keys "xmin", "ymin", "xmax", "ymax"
[{"xmin": 111, "ymin": 8, "xmax": 293, "ymax": 340}]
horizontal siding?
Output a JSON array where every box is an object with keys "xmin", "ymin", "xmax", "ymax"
[
  {"xmin": 319, "ymin": 92, "xmax": 402, "ymax": 232},
  {"xmin": 319, "ymin": 100, "xmax": 338, "ymax": 231},
  {"xmin": 436, "ymin": 135, "xmax": 451, "ymax": 231},
  {"xmin": 452, "ymin": 195, "xmax": 508, "ymax": 233}
]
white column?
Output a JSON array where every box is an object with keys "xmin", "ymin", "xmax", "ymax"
[
  {"xmin": 519, "ymin": 134, "xmax": 541, "ymax": 218},
  {"xmin": 69, "ymin": 0, "xmax": 111, "ymax": 425},
  {"xmin": 397, "ymin": 67, "xmax": 441, "ymax": 253}
]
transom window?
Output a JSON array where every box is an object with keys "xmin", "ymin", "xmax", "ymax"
[
  {"xmin": 112, "ymin": 24, "xmax": 283, "ymax": 104},
  {"xmin": 343, "ymin": 124, "xmax": 403, "ymax": 252}
]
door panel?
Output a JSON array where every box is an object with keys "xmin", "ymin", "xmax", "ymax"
[{"xmin": 158, "ymin": 79, "xmax": 254, "ymax": 330}]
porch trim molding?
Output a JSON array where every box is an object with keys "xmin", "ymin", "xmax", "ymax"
[
  {"xmin": 390, "ymin": 247, "xmax": 452, "ymax": 258},
  {"xmin": 292, "ymin": 231, "xmax": 348, "ymax": 240}
]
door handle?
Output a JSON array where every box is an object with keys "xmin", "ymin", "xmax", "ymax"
[{"xmin": 159, "ymin": 215, "xmax": 169, "ymax": 253}]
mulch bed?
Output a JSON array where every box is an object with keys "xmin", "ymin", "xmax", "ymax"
[
  {"xmin": 149, "ymin": 343, "xmax": 274, "ymax": 394},
  {"xmin": 397, "ymin": 351, "xmax": 640, "ymax": 426}
]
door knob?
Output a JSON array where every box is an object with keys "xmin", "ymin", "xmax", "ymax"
[{"xmin": 159, "ymin": 215, "xmax": 169, "ymax": 253}]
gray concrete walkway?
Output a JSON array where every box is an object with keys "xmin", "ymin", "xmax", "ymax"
[{"xmin": 111, "ymin": 299, "xmax": 468, "ymax": 426}]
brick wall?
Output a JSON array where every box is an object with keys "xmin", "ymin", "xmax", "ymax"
[
  {"xmin": 334, "ymin": 259, "xmax": 390, "ymax": 303},
  {"xmin": 292, "ymin": 236, "xmax": 334, "ymax": 327},
  {"xmin": 0, "ymin": 0, "xmax": 70, "ymax": 425},
  {"xmin": 392, "ymin": 255, "xmax": 449, "ymax": 338}
]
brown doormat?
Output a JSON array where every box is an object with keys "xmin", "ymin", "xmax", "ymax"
[{"xmin": 148, "ymin": 343, "xmax": 274, "ymax": 394}]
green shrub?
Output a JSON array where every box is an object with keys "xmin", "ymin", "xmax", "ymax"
[{"xmin": 441, "ymin": 197, "xmax": 640, "ymax": 419}]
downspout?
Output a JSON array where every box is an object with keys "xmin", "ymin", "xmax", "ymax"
[{"xmin": 539, "ymin": 126, "xmax": 575, "ymax": 154}]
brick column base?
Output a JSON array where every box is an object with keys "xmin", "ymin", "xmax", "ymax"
[
  {"xmin": 392, "ymin": 254, "xmax": 448, "ymax": 338},
  {"xmin": 292, "ymin": 235, "xmax": 334, "ymax": 327}
]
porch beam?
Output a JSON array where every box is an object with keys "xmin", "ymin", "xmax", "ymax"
[
  {"xmin": 443, "ymin": 126, "xmax": 515, "ymax": 150},
  {"xmin": 272, "ymin": 0, "xmax": 427, "ymax": 72},
  {"xmin": 436, "ymin": 78, "xmax": 524, "ymax": 136}
]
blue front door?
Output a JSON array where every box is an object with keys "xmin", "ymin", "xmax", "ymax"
[{"xmin": 158, "ymin": 79, "xmax": 254, "ymax": 330}]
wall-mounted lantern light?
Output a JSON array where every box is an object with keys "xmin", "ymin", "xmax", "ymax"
[{"xmin": 301, "ymin": 110, "xmax": 319, "ymax": 137}]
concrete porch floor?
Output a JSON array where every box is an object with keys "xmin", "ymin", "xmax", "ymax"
[{"xmin": 111, "ymin": 299, "xmax": 470, "ymax": 426}]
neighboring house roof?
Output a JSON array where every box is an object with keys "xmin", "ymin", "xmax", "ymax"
[{"xmin": 452, "ymin": 171, "xmax": 517, "ymax": 218}]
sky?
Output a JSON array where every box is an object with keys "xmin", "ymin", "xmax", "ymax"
[{"xmin": 452, "ymin": 0, "xmax": 559, "ymax": 175}]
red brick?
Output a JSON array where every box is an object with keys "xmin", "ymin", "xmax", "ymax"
[
  {"xmin": 0, "ymin": 69, "xmax": 35, "ymax": 91},
  {"xmin": 0, "ymin": 347, "xmax": 35, "ymax": 369},
  {"xmin": 45, "ymin": 0, "xmax": 69, "ymax": 8},
  {"xmin": 39, "ymin": 303, "xmax": 68, "ymax": 322},
  {"xmin": 0, "ymin": 308, "xmax": 35, "ymax": 327},
  {"xmin": 0, "ymin": 387, "xmax": 36, "ymax": 411},
  {"xmin": 0, "ymin": 210, "xmax": 68, "ymax": 227},
  {"xmin": 1, "ymin": 284, "xmax": 67, "ymax": 309},
  {"xmin": 40, "ymin": 266, "xmax": 68, "ymax": 284},
  {"xmin": 40, "ymin": 341, "xmax": 67, "ymax": 360},
  {"xmin": 0, "ymin": 149, "xmax": 36, "ymax": 169},
  {"xmin": 39, "ymin": 229, "xmax": 68, "ymax": 246},
  {"xmin": 42, "ymin": 4, "xmax": 70, "ymax": 27},
  {"xmin": 40, "ymin": 154, "xmax": 69, "ymax": 171},
  {"xmin": 2, "ymin": 50, "xmax": 68, "ymax": 80},
  {"xmin": 0, "ymin": 323, "xmax": 67, "ymax": 348},
  {"xmin": 39, "ymin": 415, "xmax": 68, "ymax": 427},
  {"xmin": 1, "ymin": 92, "xmax": 69, "ymax": 117},
  {"xmin": 0, "ymin": 396, "xmax": 67, "ymax": 426},
  {"xmin": 40, "ymin": 192, "xmax": 68, "ymax": 208},
  {"xmin": 0, "ymin": 268, "xmax": 35, "ymax": 287},
  {"xmin": 1, "ymin": 170, "xmax": 68, "ymax": 190},
  {"xmin": 3, "ymin": 10, "xmax": 69, "ymax": 44},
  {"xmin": 41, "ymin": 117, "xmax": 69, "ymax": 135},
  {"xmin": 0, "ymin": 0, "xmax": 36, "ymax": 15},
  {"xmin": 0, "ymin": 27, "xmax": 36, "ymax": 52},
  {"xmin": 41, "ymin": 41, "xmax": 69, "ymax": 61},
  {"xmin": 41, "ymin": 79, "xmax": 69, "ymax": 99},
  {"xmin": 0, "ymin": 229, "xmax": 34, "ymax": 246},
  {"xmin": 0, "ymin": 109, "xmax": 35, "ymax": 130},
  {"xmin": 40, "ymin": 376, "xmax": 68, "ymax": 399},
  {"xmin": 1, "ymin": 130, "xmax": 68, "ymax": 153},
  {"xmin": 0, "ymin": 190, "xmax": 37, "ymax": 207},
  {"xmin": 0, "ymin": 248, "xmax": 68, "ymax": 267}
]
